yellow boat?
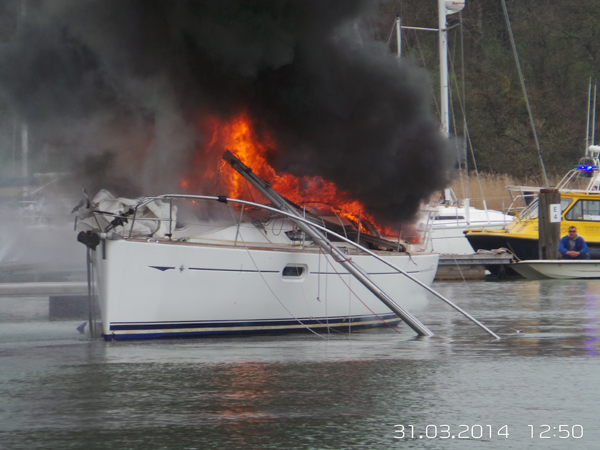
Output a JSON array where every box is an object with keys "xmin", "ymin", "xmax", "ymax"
[{"xmin": 465, "ymin": 147, "xmax": 600, "ymax": 260}]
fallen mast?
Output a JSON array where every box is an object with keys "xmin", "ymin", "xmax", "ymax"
[{"xmin": 222, "ymin": 150, "xmax": 435, "ymax": 337}]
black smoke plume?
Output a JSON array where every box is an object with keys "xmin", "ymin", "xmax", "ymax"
[{"xmin": 0, "ymin": 0, "xmax": 456, "ymax": 224}]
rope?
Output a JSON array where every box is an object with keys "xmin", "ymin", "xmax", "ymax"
[{"xmin": 328, "ymin": 243, "xmax": 352, "ymax": 263}]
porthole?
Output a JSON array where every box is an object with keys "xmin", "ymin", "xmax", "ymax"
[{"xmin": 282, "ymin": 265, "xmax": 307, "ymax": 278}]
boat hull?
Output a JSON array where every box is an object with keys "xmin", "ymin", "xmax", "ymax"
[
  {"xmin": 511, "ymin": 260, "xmax": 600, "ymax": 280},
  {"xmin": 92, "ymin": 239, "xmax": 439, "ymax": 340},
  {"xmin": 466, "ymin": 232, "xmax": 600, "ymax": 261},
  {"xmin": 466, "ymin": 233, "xmax": 540, "ymax": 260},
  {"xmin": 421, "ymin": 204, "xmax": 511, "ymax": 255}
]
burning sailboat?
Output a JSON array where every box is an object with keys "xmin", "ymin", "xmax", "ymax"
[
  {"xmin": 74, "ymin": 148, "xmax": 439, "ymax": 340},
  {"xmin": 0, "ymin": 1, "xmax": 473, "ymax": 338}
]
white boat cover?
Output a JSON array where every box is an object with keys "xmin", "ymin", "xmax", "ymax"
[{"xmin": 75, "ymin": 190, "xmax": 176, "ymax": 238}]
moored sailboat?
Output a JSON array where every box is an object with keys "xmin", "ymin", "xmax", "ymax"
[{"xmin": 399, "ymin": 0, "xmax": 513, "ymax": 255}]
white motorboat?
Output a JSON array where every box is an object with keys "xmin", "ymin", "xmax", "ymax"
[
  {"xmin": 74, "ymin": 154, "xmax": 440, "ymax": 341},
  {"xmin": 419, "ymin": 189, "xmax": 512, "ymax": 255},
  {"xmin": 511, "ymin": 259, "xmax": 600, "ymax": 280},
  {"xmin": 428, "ymin": 207, "xmax": 511, "ymax": 254}
]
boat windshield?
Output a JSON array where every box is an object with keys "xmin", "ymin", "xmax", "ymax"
[
  {"xmin": 564, "ymin": 198, "xmax": 600, "ymax": 221},
  {"xmin": 519, "ymin": 197, "xmax": 573, "ymax": 221}
]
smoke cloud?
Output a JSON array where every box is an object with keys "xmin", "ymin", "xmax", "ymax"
[{"xmin": 0, "ymin": 0, "xmax": 456, "ymax": 224}]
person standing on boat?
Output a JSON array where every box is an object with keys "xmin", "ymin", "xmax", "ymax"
[{"xmin": 558, "ymin": 226, "xmax": 591, "ymax": 260}]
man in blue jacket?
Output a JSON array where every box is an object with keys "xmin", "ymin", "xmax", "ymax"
[{"xmin": 558, "ymin": 226, "xmax": 591, "ymax": 259}]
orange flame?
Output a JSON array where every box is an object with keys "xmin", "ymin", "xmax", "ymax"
[{"xmin": 182, "ymin": 111, "xmax": 402, "ymax": 237}]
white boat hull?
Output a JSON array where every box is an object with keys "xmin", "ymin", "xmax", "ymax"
[
  {"xmin": 429, "ymin": 225, "xmax": 479, "ymax": 254},
  {"xmin": 421, "ymin": 204, "xmax": 511, "ymax": 254},
  {"xmin": 512, "ymin": 260, "xmax": 600, "ymax": 280},
  {"xmin": 92, "ymin": 239, "xmax": 438, "ymax": 340}
]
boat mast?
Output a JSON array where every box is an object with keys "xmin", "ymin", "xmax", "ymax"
[
  {"xmin": 21, "ymin": 124, "xmax": 28, "ymax": 197},
  {"xmin": 20, "ymin": 0, "xmax": 29, "ymax": 197},
  {"xmin": 395, "ymin": 14, "xmax": 401, "ymax": 58},
  {"xmin": 439, "ymin": 0, "xmax": 449, "ymax": 136},
  {"xmin": 586, "ymin": 78, "xmax": 592, "ymax": 156},
  {"xmin": 396, "ymin": 1, "xmax": 459, "ymax": 137},
  {"xmin": 593, "ymin": 80, "xmax": 597, "ymax": 148}
]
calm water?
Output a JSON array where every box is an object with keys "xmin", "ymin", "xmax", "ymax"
[{"xmin": 1, "ymin": 279, "xmax": 599, "ymax": 449}]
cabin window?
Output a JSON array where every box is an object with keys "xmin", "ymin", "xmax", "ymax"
[
  {"xmin": 282, "ymin": 265, "xmax": 306, "ymax": 278},
  {"xmin": 564, "ymin": 199, "xmax": 600, "ymax": 221},
  {"xmin": 561, "ymin": 198, "xmax": 573, "ymax": 211},
  {"xmin": 521, "ymin": 197, "xmax": 572, "ymax": 221},
  {"xmin": 435, "ymin": 215, "xmax": 465, "ymax": 221},
  {"xmin": 521, "ymin": 199, "xmax": 539, "ymax": 220}
]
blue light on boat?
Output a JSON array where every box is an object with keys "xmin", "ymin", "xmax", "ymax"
[{"xmin": 575, "ymin": 165, "xmax": 598, "ymax": 171}]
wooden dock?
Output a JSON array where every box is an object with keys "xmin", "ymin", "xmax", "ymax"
[
  {"xmin": 435, "ymin": 252, "xmax": 514, "ymax": 280},
  {"xmin": 0, "ymin": 282, "xmax": 88, "ymax": 296}
]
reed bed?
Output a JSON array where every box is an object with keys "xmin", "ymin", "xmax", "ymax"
[{"xmin": 447, "ymin": 172, "xmax": 562, "ymax": 213}]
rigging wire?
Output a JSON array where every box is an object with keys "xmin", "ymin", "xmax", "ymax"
[
  {"xmin": 399, "ymin": 12, "xmax": 485, "ymax": 207},
  {"xmin": 586, "ymin": 77, "xmax": 592, "ymax": 154},
  {"xmin": 227, "ymin": 204, "xmax": 402, "ymax": 336},
  {"xmin": 386, "ymin": 20, "xmax": 396, "ymax": 46},
  {"xmin": 459, "ymin": 11, "xmax": 469, "ymax": 201},
  {"xmin": 319, "ymin": 248, "xmax": 403, "ymax": 335},
  {"xmin": 226, "ymin": 204, "xmax": 326, "ymax": 339},
  {"xmin": 448, "ymin": 44, "xmax": 487, "ymax": 205},
  {"xmin": 392, "ymin": 12, "xmax": 441, "ymax": 119},
  {"xmin": 448, "ymin": 25, "xmax": 468, "ymax": 193},
  {"xmin": 500, "ymin": 0, "xmax": 549, "ymax": 187},
  {"xmin": 447, "ymin": 31, "xmax": 466, "ymax": 200},
  {"xmin": 413, "ymin": 29, "xmax": 441, "ymax": 119}
]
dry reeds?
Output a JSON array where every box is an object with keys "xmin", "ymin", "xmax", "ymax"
[{"xmin": 448, "ymin": 172, "xmax": 562, "ymax": 212}]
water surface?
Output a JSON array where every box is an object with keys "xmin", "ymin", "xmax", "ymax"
[{"xmin": 1, "ymin": 279, "xmax": 599, "ymax": 449}]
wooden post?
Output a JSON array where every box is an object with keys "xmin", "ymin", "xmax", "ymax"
[{"xmin": 538, "ymin": 189, "xmax": 561, "ymax": 260}]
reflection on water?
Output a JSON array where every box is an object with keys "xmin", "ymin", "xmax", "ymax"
[{"xmin": 1, "ymin": 279, "xmax": 600, "ymax": 449}]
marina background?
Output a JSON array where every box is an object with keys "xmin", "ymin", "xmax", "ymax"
[{"xmin": 1, "ymin": 1, "xmax": 600, "ymax": 448}]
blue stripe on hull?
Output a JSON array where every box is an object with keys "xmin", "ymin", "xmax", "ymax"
[{"xmin": 104, "ymin": 314, "xmax": 401, "ymax": 341}]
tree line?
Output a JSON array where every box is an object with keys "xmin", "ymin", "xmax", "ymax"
[
  {"xmin": 378, "ymin": 0, "xmax": 600, "ymax": 181},
  {"xmin": 1, "ymin": 0, "xmax": 597, "ymax": 185}
]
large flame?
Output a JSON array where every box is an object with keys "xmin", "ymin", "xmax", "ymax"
[{"xmin": 182, "ymin": 112, "xmax": 396, "ymax": 235}]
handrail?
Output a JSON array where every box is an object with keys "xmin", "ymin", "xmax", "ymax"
[{"xmin": 131, "ymin": 193, "xmax": 500, "ymax": 340}]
